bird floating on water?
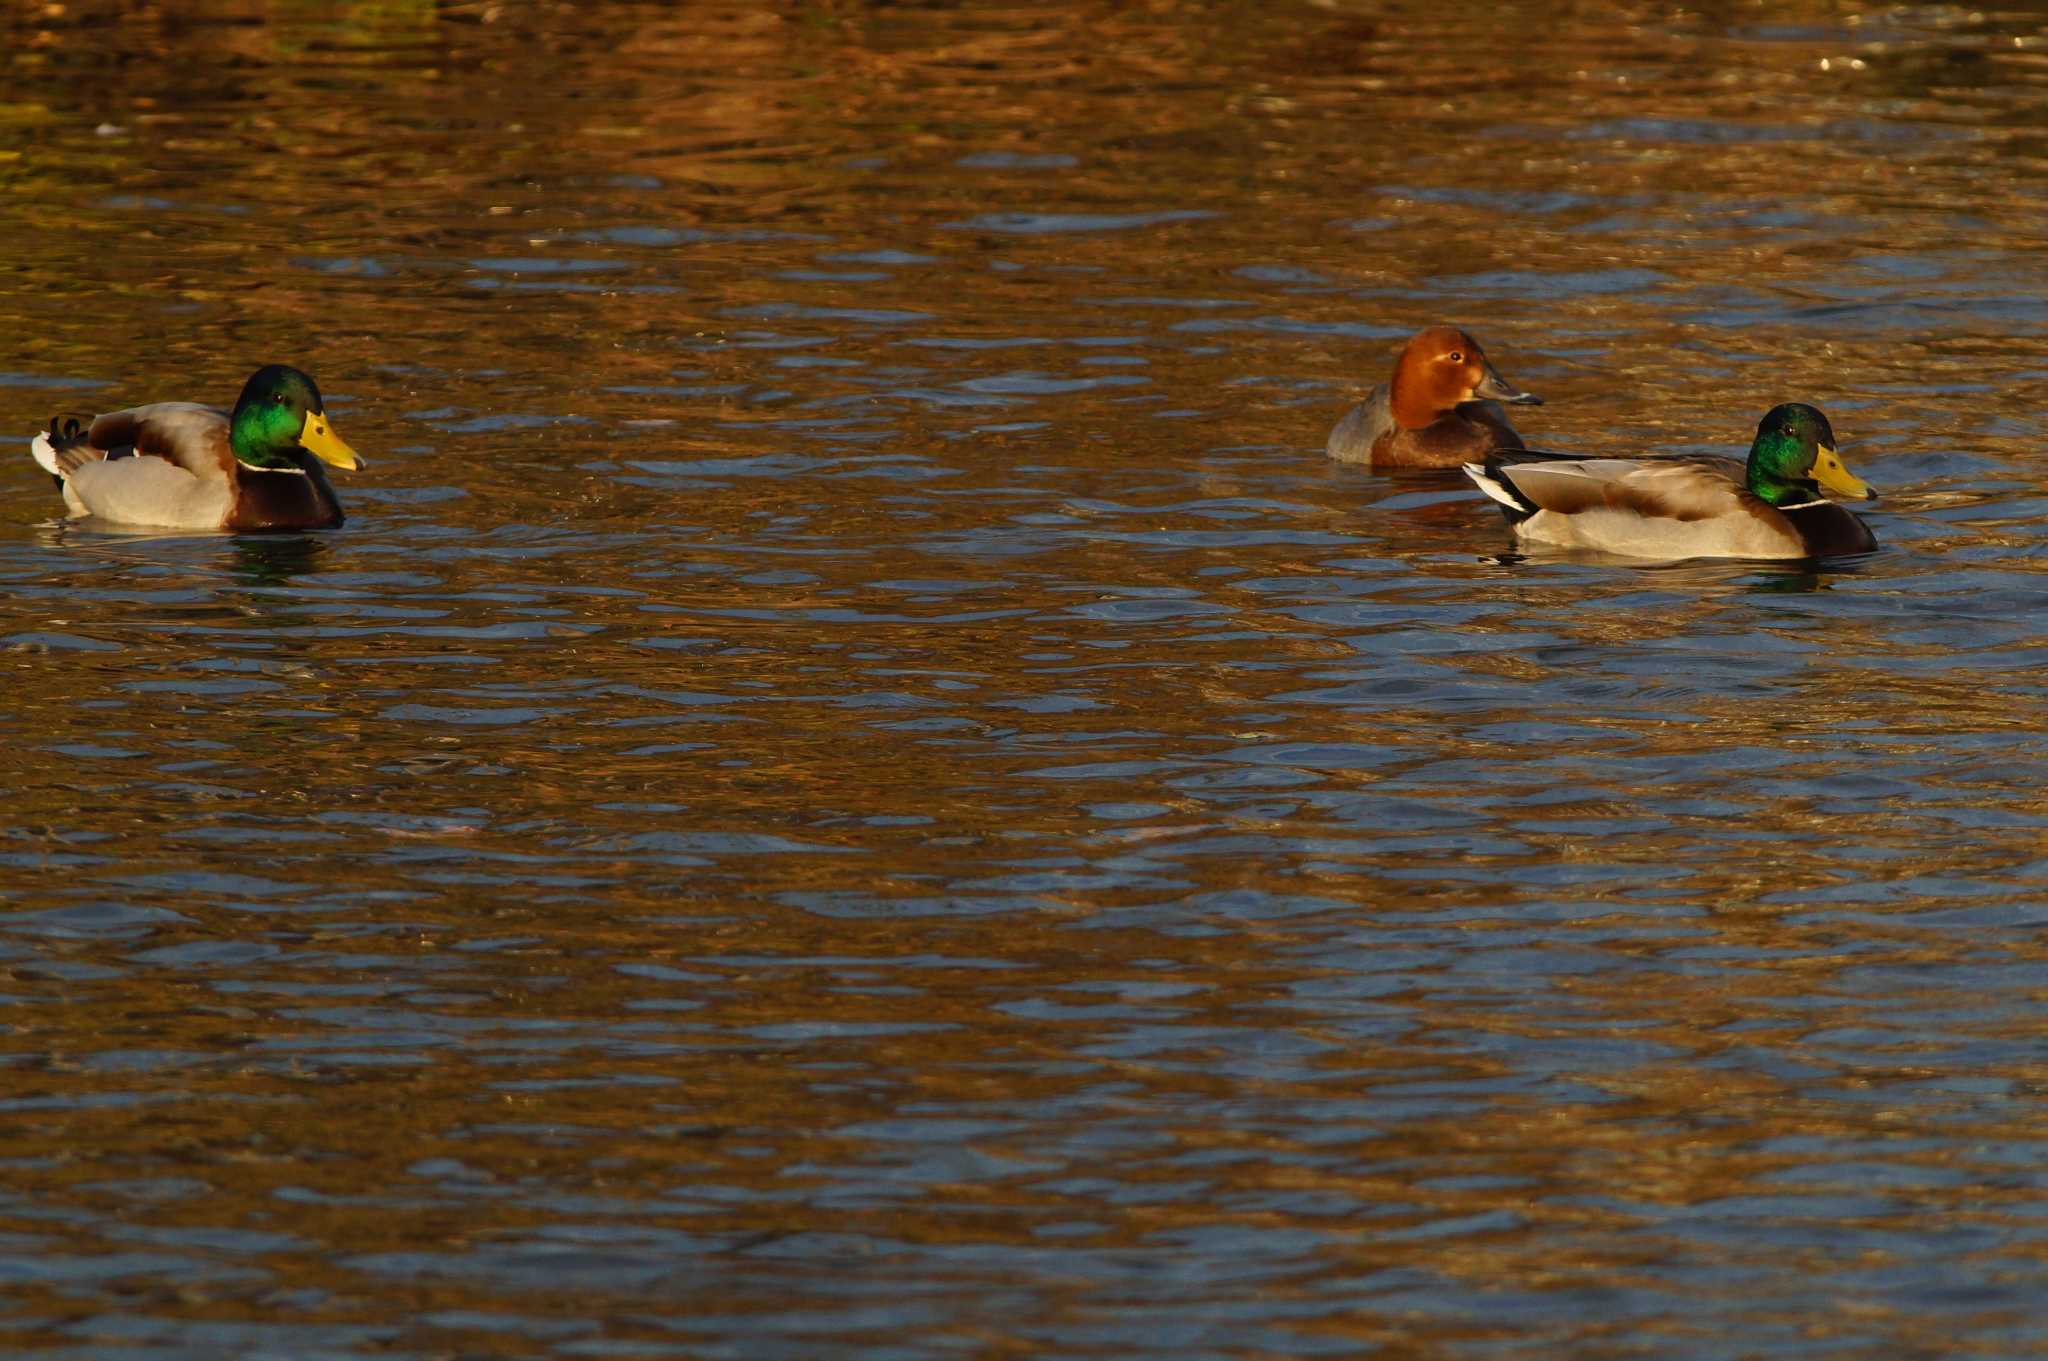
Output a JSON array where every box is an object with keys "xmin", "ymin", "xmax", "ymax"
[
  {"xmin": 1463, "ymin": 402, "xmax": 1878, "ymax": 560},
  {"xmin": 1327, "ymin": 325, "xmax": 1543, "ymax": 469},
  {"xmin": 30, "ymin": 364, "xmax": 364, "ymax": 531}
]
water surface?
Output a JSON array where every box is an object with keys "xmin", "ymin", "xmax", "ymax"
[{"xmin": 4, "ymin": 3, "xmax": 2048, "ymax": 1357}]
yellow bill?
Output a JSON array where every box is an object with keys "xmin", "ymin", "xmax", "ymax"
[
  {"xmin": 1810, "ymin": 444, "xmax": 1872, "ymax": 500},
  {"xmin": 299, "ymin": 410, "xmax": 365, "ymax": 471}
]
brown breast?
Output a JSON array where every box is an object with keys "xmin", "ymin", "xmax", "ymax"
[
  {"xmin": 1779, "ymin": 501, "xmax": 1878, "ymax": 556},
  {"xmin": 1372, "ymin": 403, "xmax": 1526, "ymax": 469},
  {"xmin": 222, "ymin": 462, "xmax": 345, "ymax": 531}
]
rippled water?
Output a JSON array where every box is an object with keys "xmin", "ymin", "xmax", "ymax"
[{"xmin": 6, "ymin": 3, "xmax": 2048, "ymax": 1357}]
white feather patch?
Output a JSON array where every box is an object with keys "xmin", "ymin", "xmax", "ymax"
[
  {"xmin": 1462, "ymin": 462, "xmax": 1524, "ymax": 510},
  {"xmin": 30, "ymin": 432, "xmax": 61, "ymax": 477}
]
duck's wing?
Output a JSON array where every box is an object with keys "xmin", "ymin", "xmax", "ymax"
[
  {"xmin": 1467, "ymin": 453, "xmax": 1750, "ymax": 520},
  {"xmin": 35, "ymin": 403, "xmax": 236, "ymax": 528},
  {"xmin": 88, "ymin": 404, "xmax": 234, "ymax": 471},
  {"xmin": 1326, "ymin": 382, "xmax": 1392, "ymax": 465},
  {"xmin": 1464, "ymin": 454, "xmax": 1809, "ymax": 559}
]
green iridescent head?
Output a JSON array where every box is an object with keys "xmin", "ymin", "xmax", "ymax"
[
  {"xmin": 1744, "ymin": 402, "xmax": 1873, "ymax": 506},
  {"xmin": 227, "ymin": 365, "xmax": 363, "ymax": 473}
]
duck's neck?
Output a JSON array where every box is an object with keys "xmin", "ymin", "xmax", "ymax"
[
  {"xmin": 229, "ymin": 406, "xmax": 303, "ymax": 471},
  {"xmin": 1745, "ymin": 430, "xmax": 1811, "ymax": 506},
  {"xmin": 1388, "ymin": 371, "xmax": 1450, "ymax": 430}
]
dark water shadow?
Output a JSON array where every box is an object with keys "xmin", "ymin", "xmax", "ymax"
[{"xmin": 228, "ymin": 533, "xmax": 329, "ymax": 586}]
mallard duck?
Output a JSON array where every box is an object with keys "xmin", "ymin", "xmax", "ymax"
[
  {"xmin": 30, "ymin": 365, "xmax": 364, "ymax": 531},
  {"xmin": 1464, "ymin": 402, "xmax": 1877, "ymax": 560},
  {"xmin": 1326, "ymin": 325, "xmax": 1543, "ymax": 468}
]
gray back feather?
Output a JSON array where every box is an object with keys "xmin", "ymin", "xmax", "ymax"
[{"xmin": 1326, "ymin": 383, "xmax": 1392, "ymax": 464}]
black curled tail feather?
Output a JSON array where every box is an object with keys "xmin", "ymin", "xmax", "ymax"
[
  {"xmin": 49, "ymin": 414, "xmax": 91, "ymax": 447},
  {"xmin": 38, "ymin": 414, "xmax": 109, "ymax": 485}
]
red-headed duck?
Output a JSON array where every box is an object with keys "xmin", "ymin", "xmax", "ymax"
[
  {"xmin": 1464, "ymin": 402, "xmax": 1877, "ymax": 560},
  {"xmin": 1326, "ymin": 325, "xmax": 1542, "ymax": 469}
]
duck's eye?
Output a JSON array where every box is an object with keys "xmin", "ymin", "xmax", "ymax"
[
  {"xmin": 1447, "ymin": 351, "xmax": 1464, "ymax": 364},
  {"xmin": 274, "ymin": 394, "xmax": 287, "ymax": 406}
]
